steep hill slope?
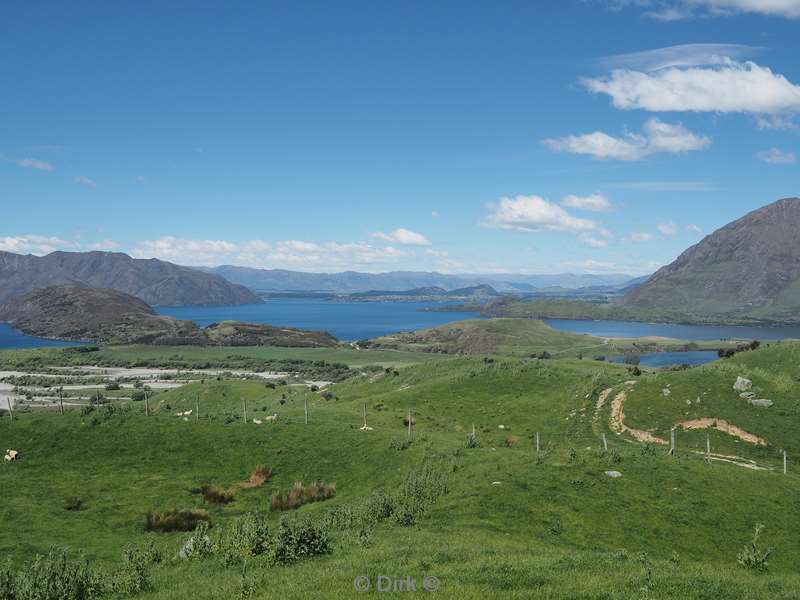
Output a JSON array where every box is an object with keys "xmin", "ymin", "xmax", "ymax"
[
  {"xmin": 0, "ymin": 251, "xmax": 260, "ymax": 306},
  {"xmin": 622, "ymin": 198, "xmax": 800, "ymax": 321}
]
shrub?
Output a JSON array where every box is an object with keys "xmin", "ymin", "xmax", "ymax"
[
  {"xmin": 179, "ymin": 521, "xmax": 214, "ymax": 560},
  {"xmin": 269, "ymin": 518, "xmax": 332, "ymax": 565},
  {"xmin": 0, "ymin": 547, "xmax": 105, "ymax": 600},
  {"xmin": 393, "ymin": 462, "xmax": 449, "ymax": 526},
  {"xmin": 737, "ymin": 524, "xmax": 772, "ymax": 572},
  {"xmin": 389, "ymin": 439, "xmax": 411, "ymax": 451},
  {"xmin": 271, "ymin": 481, "xmax": 336, "ymax": 511},
  {"xmin": 110, "ymin": 544, "xmax": 154, "ymax": 595},
  {"xmin": 464, "ymin": 433, "xmax": 481, "ymax": 449},
  {"xmin": 104, "ymin": 382, "xmax": 120, "ymax": 391},
  {"xmin": 217, "ymin": 513, "xmax": 272, "ymax": 566},
  {"xmin": 131, "ymin": 390, "xmax": 145, "ymax": 402},
  {"xmin": 201, "ymin": 485, "xmax": 237, "ymax": 505},
  {"xmin": 145, "ymin": 509, "xmax": 211, "ymax": 533}
]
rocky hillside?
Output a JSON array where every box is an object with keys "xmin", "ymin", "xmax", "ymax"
[
  {"xmin": 0, "ymin": 286, "xmax": 337, "ymax": 347},
  {"xmin": 622, "ymin": 198, "xmax": 800, "ymax": 322},
  {"xmin": 0, "ymin": 285, "xmax": 205, "ymax": 345},
  {"xmin": 0, "ymin": 251, "xmax": 260, "ymax": 307}
]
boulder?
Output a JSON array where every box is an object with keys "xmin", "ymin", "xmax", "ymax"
[
  {"xmin": 740, "ymin": 392, "xmax": 755, "ymax": 399},
  {"xmin": 734, "ymin": 377, "xmax": 753, "ymax": 392},
  {"xmin": 749, "ymin": 399, "xmax": 774, "ymax": 408},
  {"xmin": 605, "ymin": 471, "xmax": 623, "ymax": 479}
]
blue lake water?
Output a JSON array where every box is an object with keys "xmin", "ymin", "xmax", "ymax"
[
  {"xmin": 157, "ymin": 299, "xmax": 482, "ymax": 342},
  {"xmin": 610, "ymin": 350, "xmax": 720, "ymax": 368},
  {"xmin": 0, "ymin": 323, "xmax": 86, "ymax": 350},
  {"xmin": 543, "ymin": 319, "xmax": 800, "ymax": 341}
]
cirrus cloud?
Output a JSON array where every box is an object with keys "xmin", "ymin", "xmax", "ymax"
[{"xmin": 757, "ymin": 147, "xmax": 796, "ymax": 164}]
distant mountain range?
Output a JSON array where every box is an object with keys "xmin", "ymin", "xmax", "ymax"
[
  {"xmin": 201, "ymin": 265, "xmax": 637, "ymax": 294},
  {"xmin": 0, "ymin": 251, "xmax": 260, "ymax": 307},
  {"xmin": 622, "ymin": 197, "xmax": 800, "ymax": 322}
]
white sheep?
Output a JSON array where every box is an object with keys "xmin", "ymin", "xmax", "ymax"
[
  {"xmin": 253, "ymin": 419, "xmax": 262, "ymax": 425},
  {"xmin": 4, "ymin": 449, "xmax": 19, "ymax": 462},
  {"xmin": 264, "ymin": 413, "xmax": 279, "ymax": 423}
]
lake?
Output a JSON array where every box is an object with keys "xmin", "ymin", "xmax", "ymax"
[
  {"xmin": 158, "ymin": 299, "xmax": 481, "ymax": 342},
  {"xmin": 610, "ymin": 350, "xmax": 720, "ymax": 368},
  {"xmin": 0, "ymin": 323, "xmax": 85, "ymax": 350},
  {"xmin": 543, "ymin": 319, "xmax": 800, "ymax": 341}
]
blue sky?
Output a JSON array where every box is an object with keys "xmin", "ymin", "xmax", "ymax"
[{"xmin": 2, "ymin": 0, "xmax": 798, "ymax": 275}]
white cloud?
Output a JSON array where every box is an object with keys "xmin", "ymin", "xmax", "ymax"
[
  {"xmin": 74, "ymin": 176, "xmax": 97, "ymax": 188},
  {"xmin": 757, "ymin": 148, "xmax": 796, "ymax": 164},
  {"xmin": 609, "ymin": 0, "xmax": 800, "ymax": 19},
  {"xmin": 543, "ymin": 118, "xmax": 710, "ymax": 161},
  {"xmin": 431, "ymin": 211, "xmax": 440, "ymax": 218},
  {"xmin": 687, "ymin": 223, "xmax": 704, "ymax": 233},
  {"xmin": 582, "ymin": 61, "xmax": 800, "ymax": 116},
  {"xmin": 131, "ymin": 236, "xmax": 416, "ymax": 270},
  {"xmin": 560, "ymin": 258, "xmax": 662, "ymax": 275},
  {"xmin": 626, "ymin": 232, "xmax": 656, "ymax": 242},
  {"xmin": 0, "ymin": 235, "xmax": 119, "ymax": 255},
  {"xmin": 561, "ymin": 193, "xmax": 614, "ymax": 212},
  {"xmin": 16, "ymin": 158, "xmax": 53, "ymax": 171},
  {"xmin": 657, "ymin": 221, "xmax": 678, "ymax": 236},
  {"xmin": 483, "ymin": 195, "xmax": 597, "ymax": 233},
  {"xmin": 371, "ymin": 228, "xmax": 432, "ymax": 246}
]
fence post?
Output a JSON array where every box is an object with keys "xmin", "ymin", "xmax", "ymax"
[
  {"xmin": 7, "ymin": 399, "xmax": 13, "ymax": 422},
  {"xmin": 407, "ymin": 408, "xmax": 412, "ymax": 441},
  {"xmin": 784, "ymin": 450, "xmax": 788, "ymax": 475},
  {"xmin": 706, "ymin": 434, "xmax": 711, "ymax": 463},
  {"xmin": 59, "ymin": 388, "xmax": 64, "ymax": 416},
  {"xmin": 195, "ymin": 394, "xmax": 200, "ymax": 421},
  {"xmin": 243, "ymin": 398, "xmax": 248, "ymax": 424},
  {"xmin": 669, "ymin": 428, "xmax": 676, "ymax": 456},
  {"xmin": 536, "ymin": 431, "xmax": 540, "ymax": 460},
  {"xmin": 362, "ymin": 403, "xmax": 367, "ymax": 429},
  {"xmin": 602, "ymin": 433, "xmax": 608, "ymax": 452},
  {"xmin": 144, "ymin": 390, "xmax": 149, "ymax": 417},
  {"xmin": 304, "ymin": 397, "xmax": 309, "ymax": 425}
]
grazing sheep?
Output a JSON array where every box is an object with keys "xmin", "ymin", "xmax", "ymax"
[
  {"xmin": 264, "ymin": 413, "xmax": 279, "ymax": 423},
  {"xmin": 4, "ymin": 449, "xmax": 19, "ymax": 462},
  {"xmin": 253, "ymin": 419, "xmax": 263, "ymax": 425}
]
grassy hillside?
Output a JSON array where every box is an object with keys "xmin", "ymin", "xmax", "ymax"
[
  {"xmin": 366, "ymin": 317, "xmax": 737, "ymax": 359},
  {"xmin": 3, "ymin": 352, "xmax": 800, "ymax": 598}
]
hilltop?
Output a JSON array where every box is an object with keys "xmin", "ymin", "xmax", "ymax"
[
  {"xmin": 0, "ymin": 286, "xmax": 337, "ymax": 347},
  {"xmin": 0, "ymin": 250, "xmax": 260, "ymax": 307},
  {"xmin": 622, "ymin": 198, "xmax": 800, "ymax": 322}
]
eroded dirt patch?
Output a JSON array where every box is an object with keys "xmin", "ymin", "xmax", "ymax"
[{"xmin": 676, "ymin": 418, "xmax": 767, "ymax": 446}]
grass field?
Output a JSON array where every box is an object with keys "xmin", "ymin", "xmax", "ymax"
[{"xmin": 3, "ymin": 349, "xmax": 800, "ymax": 598}]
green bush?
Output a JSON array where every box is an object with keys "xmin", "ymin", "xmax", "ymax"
[
  {"xmin": 269, "ymin": 518, "xmax": 331, "ymax": 565},
  {"xmin": 0, "ymin": 547, "xmax": 105, "ymax": 600},
  {"xmin": 217, "ymin": 513, "xmax": 272, "ymax": 566}
]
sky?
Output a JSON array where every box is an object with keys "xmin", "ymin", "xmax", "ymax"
[{"xmin": 1, "ymin": 0, "xmax": 799, "ymax": 276}]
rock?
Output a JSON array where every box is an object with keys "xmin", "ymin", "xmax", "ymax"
[
  {"xmin": 491, "ymin": 481, "xmax": 502, "ymax": 486},
  {"xmin": 749, "ymin": 399, "xmax": 774, "ymax": 408},
  {"xmin": 734, "ymin": 377, "xmax": 753, "ymax": 392},
  {"xmin": 662, "ymin": 388, "xmax": 671, "ymax": 397},
  {"xmin": 605, "ymin": 471, "xmax": 623, "ymax": 479},
  {"xmin": 498, "ymin": 425, "xmax": 506, "ymax": 430},
  {"xmin": 740, "ymin": 392, "xmax": 755, "ymax": 399}
]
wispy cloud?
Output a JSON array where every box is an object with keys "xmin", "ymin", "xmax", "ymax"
[
  {"xmin": 657, "ymin": 221, "xmax": 678, "ymax": 236},
  {"xmin": 371, "ymin": 228, "xmax": 432, "ymax": 246},
  {"xmin": 561, "ymin": 193, "xmax": 614, "ymax": 212},
  {"xmin": 626, "ymin": 232, "xmax": 656, "ymax": 242},
  {"xmin": 16, "ymin": 158, "xmax": 54, "ymax": 171},
  {"xmin": 543, "ymin": 118, "xmax": 710, "ymax": 161},
  {"xmin": 596, "ymin": 43, "xmax": 763, "ymax": 72},
  {"xmin": 74, "ymin": 176, "xmax": 97, "ymax": 188},
  {"xmin": 607, "ymin": 1, "xmax": 800, "ymax": 20},
  {"xmin": 608, "ymin": 180, "xmax": 717, "ymax": 192},
  {"xmin": 757, "ymin": 147, "xmax": 796, "ymax": 164},
  {"xmin": 687, "ymin": 223, "xmax": 704, "ymax": 234}
]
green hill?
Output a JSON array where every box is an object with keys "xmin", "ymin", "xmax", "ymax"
[{"xmin": 2, "ymin": 346, "xmax": 800, "ymax": 598}]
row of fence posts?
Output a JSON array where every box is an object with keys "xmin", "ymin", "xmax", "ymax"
[{"xmin": 5, "ymin": 390, "xmax": 791, "ymax": 475}]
